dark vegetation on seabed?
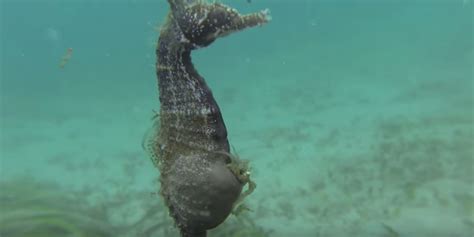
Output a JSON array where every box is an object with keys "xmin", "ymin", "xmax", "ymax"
[
  {"xmin": 0, "ymin": 176, "xmax": 270, "ymax": 237},
  {"xmin": 1, "ymin": 111, "xmax": 472, "ymax": 237}
]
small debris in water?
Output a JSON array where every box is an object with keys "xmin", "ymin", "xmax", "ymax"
[
  {"xmin": 59, "ymin": 47, "xmax": 73, "ymax": 69},
  {"xmin": 381, "ymin": 223, "xmax": 400, "ymax": 237}
]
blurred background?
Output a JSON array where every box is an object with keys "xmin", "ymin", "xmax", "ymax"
[{"xmin": 1, "ymin": 0, "xmax": 473, "ymax": 236}]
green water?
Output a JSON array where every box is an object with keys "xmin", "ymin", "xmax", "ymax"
[{"xmin": 1, "ymin": 0, "xmax": 473, "ymax": 236}]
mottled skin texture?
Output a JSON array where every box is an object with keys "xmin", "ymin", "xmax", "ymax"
[{"xmin": 147, "ymin": 1, "xmax": 269, "ymax": 237}]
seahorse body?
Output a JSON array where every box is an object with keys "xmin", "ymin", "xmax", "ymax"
[{"xmin": 146, "ymin": 1, "xmax": 269, "ymax": 237}]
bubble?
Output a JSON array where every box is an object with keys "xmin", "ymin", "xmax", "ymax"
[{"xmin": 45, "ymin": 27, "xmax": 61, "ymax": 42}]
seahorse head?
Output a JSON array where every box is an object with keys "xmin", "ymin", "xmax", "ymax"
[{"xmin": 172, "ymin": 2, "xmax": 270, "ymax": 48}]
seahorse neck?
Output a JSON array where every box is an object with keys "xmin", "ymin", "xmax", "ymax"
[{"xmin": 156, "ymin": 28, "xmax": 208, "ymax": 110}]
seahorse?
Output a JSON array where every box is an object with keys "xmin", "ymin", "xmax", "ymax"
[{"xmin": 144, "ymin": 1, "xmax": 270, "ymax": 237}]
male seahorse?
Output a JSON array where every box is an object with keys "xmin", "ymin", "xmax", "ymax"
[{"xmin": 144, "ymin": 1, "xmax": 270, "ymax": 237}]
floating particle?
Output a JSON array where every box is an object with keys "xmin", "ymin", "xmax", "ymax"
[
  {"xmin": 59, "ymin": 47, "xmax": 73, "ymax": 69},
  {"xmin": 46, "ymin": 27, "xmax": 61, "ymax": 42}
]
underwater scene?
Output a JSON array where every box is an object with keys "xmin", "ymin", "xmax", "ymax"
[{"xmin": 1, "ymin": 0, "xmax": 473, "ymax": 236}]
